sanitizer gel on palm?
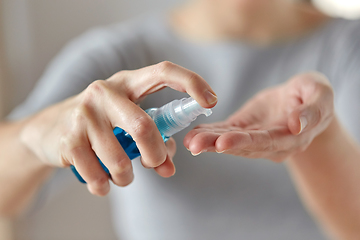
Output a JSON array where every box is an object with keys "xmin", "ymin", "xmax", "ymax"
[{"xmin": 71, "ymin": 97, "xmax": 212, "ymax": 183}]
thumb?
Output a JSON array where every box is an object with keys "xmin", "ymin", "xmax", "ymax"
[{"xmin": 288, "ymin": 104, "xmax": 321, "ymax": 135}]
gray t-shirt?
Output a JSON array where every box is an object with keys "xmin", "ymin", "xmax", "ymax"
[{"xmin": 8, "ymin": 13, "xmax": 360, "ymax": 240}]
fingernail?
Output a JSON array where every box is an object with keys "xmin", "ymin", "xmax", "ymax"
[
  {"xmin": 191, "ymin": 149, "xmax": 207, "ymax": 156},
  {"xmin": 216, "ymin": 150, "xmax": 225, "ymax": 154},
  {"xmin": 299, "ymin": 116, "xmax": 308, "ymax": 134},
  {"xmin": 204, "ymin": 90, "xmax": 217, "ymax": 105},
  {"xmin": 191, "ymin": 151, "xmax": 201, "ymax": 156}
]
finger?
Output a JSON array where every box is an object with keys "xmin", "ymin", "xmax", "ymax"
[
  {"xmin": 104, "ymin": 96, "xmax": 168, "ymax": 168},
  {"xmin": 187, "ymin": 132, "xmax": 221, "ymax": 155},
  {"xmin": 87, "ymin": 124, "xmax": 134, "ymax": 187},
  {"xmin": 153, "ymin": 138, "xmax": 176, "ymax": 177},
  {"xmin": 110, "ymin": 61, "xmax": 218, "ymax": 108},
  {"xmin": 288, "ymin": 104, "xmax": 321, "ymax": 135},
  {"xmin": 166, "ymin": 137, "xmax": 177, "ymax": 159},
  {"xmin": 83, "ymin": 80, "xmax": 167, "ymax": 169},
  {"xmin": 183, "ymin": 128, "xmax": 205, "ymax": 150},
  {"xmin": 154, "ymin": 155, "xmax": 176, "ymax": 178},
  {"xmin": 183, "ymin": 123, "xmax": 235, "ymax": 150},
  {"xmin": 70, "ymin": 145, "xmax": 110, "ymax": 196},
  {"xmin": 288, "ymin": 72, "xmax": 334, "ymax": 135},
  {"xmin": 183, "ymin": 133, "xmax": 196, "ymax": 151},
  {"xmin": 215, "ymin": 127, "xmax": 295, "ymax": 153},
  {"xmin": 290, "ymin": 72, "xmax": 332, "ymax": 101}
]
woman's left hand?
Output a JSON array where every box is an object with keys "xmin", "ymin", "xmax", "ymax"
[{"xmin": 184, "ymin": 72, "xmax": 334, "ymax": 162}]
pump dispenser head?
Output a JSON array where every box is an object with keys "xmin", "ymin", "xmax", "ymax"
[{"xmin": 146, "ymin": 97, "xmax": 212, "ymax": 138}]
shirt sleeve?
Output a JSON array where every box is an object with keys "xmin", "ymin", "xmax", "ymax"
[
  {"xmin": 335, "ymin": 67, "xmax": 360, "ymax": 143},
  {"xmin": 6, "ymin": 22, "xmax": 146, "ymax": 120},
  {"xmin": 5, "ymin": 20, "xmax": 152, "ymax": 213}
]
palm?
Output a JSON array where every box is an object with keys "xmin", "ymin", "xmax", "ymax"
[
  {"xmin": 183, "ymin": 73, "xmax": 334, "ymax": 162},
  {"xmin": 227, "ymin": 86, "xmax": 299, "ymax": 131}
]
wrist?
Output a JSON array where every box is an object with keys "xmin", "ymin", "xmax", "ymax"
[
  {"xmin": 287, "ymin": 114, "xmax": 360, "ymax": 239},
  {"xmin": 19, "ymin": 118, "xmax": 53, "ymax": 170}
]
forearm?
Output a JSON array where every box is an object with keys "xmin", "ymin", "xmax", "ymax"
[
  {"xmin": 0, "ymin": 120, "xmax": 53, "ymax": 217},
  {"xmin": 288, "ymin": 116, "xmax": 360, "ymax": 239}
]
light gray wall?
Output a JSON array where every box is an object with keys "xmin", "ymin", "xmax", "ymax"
[
  {"xmin": 1, "ymin": 0, "xmax": 182, "ymax": 239},
  {"xmin": 2, "ymin": 0, "xmax": 182, "ymax": 114}
]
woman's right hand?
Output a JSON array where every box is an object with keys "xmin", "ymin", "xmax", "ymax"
[{"xmin": 20, "ymin": 61, "xmax": 217, "ymax": 196}]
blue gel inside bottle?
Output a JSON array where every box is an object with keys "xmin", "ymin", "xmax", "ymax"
[{"xmin": 70, "ymin": 97, "xmax": 212, "ymax": 184}]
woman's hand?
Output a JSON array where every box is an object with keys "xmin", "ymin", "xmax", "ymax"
[
  {"xmin": 20, "ymin": 61, "xmax": 217, "ymax": 196},
  {"xmin": 184, "ymin": 72, "xmax": 334, "ymax": 162}
]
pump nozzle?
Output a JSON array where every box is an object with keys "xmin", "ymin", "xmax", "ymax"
[
  {"xmin": 146, "ymin": 97, "xmax": 212, "ymax": 138},
  {"xmin": 181, "ymin": 97, "xmax": 212, "ymax": 118}
]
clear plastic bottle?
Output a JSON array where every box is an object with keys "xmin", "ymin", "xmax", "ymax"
[{"xmin": 71, "ymin": 97, "xmax": 212, "ymax": 183}]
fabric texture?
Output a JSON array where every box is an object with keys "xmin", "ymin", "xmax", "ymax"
[{"xmin": 8, "ymin": 12, "xmax": 360, "ymax": 240}]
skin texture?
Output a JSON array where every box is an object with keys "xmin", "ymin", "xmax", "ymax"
[
  {"xmin": 184, "ymin": 72, "xmax": 334, "ymax": 160},
  {"xmin": 177, "ymin": 1, "xmax": 360, "ymax": 238},
  {"xmin": 288, "ymin": 117, "xmax": 360, "ymax": 240},
  {"xmin": 0, "ymin": 61, "xmax": 217, "ymax": 215},
  {"xmin": 182, "ymin": 72, "xmax": 360, "ymax": 240},
  {"xmin": 1, "ymin": 0, "xmax": 359, "ymax": 239},
  {"xmin": 21, "ymin": 62, "xmax": 217, "ymax": 195}
]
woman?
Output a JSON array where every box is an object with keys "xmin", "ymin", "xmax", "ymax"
[{"xmin": 1, "ymin": 0, "xmax": 360, "ymax": 239}]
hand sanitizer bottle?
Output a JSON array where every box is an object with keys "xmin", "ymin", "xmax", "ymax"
[{"xmin": 71, "ymin": 97, "xmax": 212, "ymax": 183}]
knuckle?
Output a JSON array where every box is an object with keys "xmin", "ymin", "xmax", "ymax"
[
  {"xmin": 60, "ymin": 132, "xmax": 81, "ymax": 153},
  {"xmin": 59, "ymin": 135, "xmax": 71, "ymax": 153},
  {"xmin": 113, "ymin": 159, "xmax": 132, "ymax": 175},
  {"xmin": 87, "ymin": 80, "xmax": 107, "ymax": 93},
  {"xmin": 72, "ymin": 96, "xmax": 99, "ymax": 130},
  {"xmin": 84, "ymin": 80, "xmax": 108, "ymax": 100},
  {"xmin": 59, "ymin": 131, "xmax": 88, "ymax": 166},
  {"xmin": 72, "ymin": 105, "xmax": 91, "ymax": 127},
  {"xmin": 153, "ymin": 61, "xmax": 174, "ymax": 78},
  {"xmin": 58, "ymin": 111, "xmax": 91, "ymax": 165},
  {"xmin": 158, "ymin": 61, "xmax": 174, "ymax": 71},
  {"xmin": 186, "ymin": 71, "xmax": 201, "ymax": 88},
  {"xmin": 111, "ymin": 70, "xmax": 127, "ymax": 80},
  {"xmin": 65, "ymin": 145, "xmax": 87, "ymax": 166},
  {"xmin": 131, "ymin": 115, "xmax": 155, "ymax": 138}
]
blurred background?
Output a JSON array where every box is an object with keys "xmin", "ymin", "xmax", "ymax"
[{"xmin": 0, "ymin": 0, "xmax": 359, "ymax": 239}]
